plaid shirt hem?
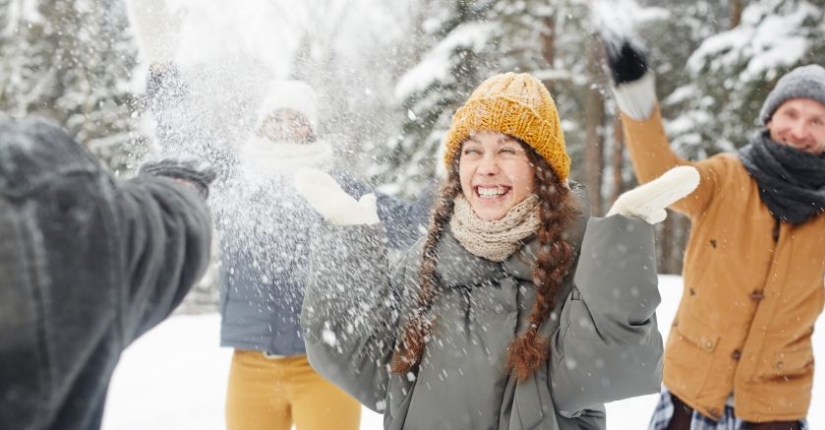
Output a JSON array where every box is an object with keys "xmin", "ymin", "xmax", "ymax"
[{"xmin": 648, "ymin": 388, "xmax": 808, "ymax": 430}]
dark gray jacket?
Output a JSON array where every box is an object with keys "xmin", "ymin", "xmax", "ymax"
[
  {"xmin": 0, "ymin": 118, "xmax": 213, "ymax": 430},
  {"xmin": 301, "ymin": 192, "xmax": 663, "ymax": 429},
  {"xmin": 218, "ymin": 171, "xmax": 431, "ymax": 355}
]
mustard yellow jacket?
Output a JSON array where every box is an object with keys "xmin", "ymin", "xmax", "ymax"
[{"xmin": 622, "ymin": 107, "xmax": 825, "ymax": 422}]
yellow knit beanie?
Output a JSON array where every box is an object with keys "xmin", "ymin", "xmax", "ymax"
[{"xmin": 443, "ymin": 72, "xmax": 570, "ymax": 181}]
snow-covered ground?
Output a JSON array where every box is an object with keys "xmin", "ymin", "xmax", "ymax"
[{"xmin": 103, "ymin": 275, "xmax": 825, "ymax": 429}]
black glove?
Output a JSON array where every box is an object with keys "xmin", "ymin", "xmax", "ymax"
[
  {"xmin": 139, "ymin": 159, "xmax": 217, "ymax": 199},
  {"xmin": 603, "ymin": 39, "xmax": 649, "ymax": 85}
]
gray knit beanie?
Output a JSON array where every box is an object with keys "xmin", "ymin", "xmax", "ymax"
[{"xmin": 760, "ymin": 64, "xmax": 825, "ymax": 125}]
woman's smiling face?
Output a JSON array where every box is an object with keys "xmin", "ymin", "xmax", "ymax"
[{"xmin": 459, "ymin": 131, "xmax": 536, "ymax": 221}]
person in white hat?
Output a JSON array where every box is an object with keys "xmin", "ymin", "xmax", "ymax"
[{"xmin": 219, "ymin": 80, "xmax": 431, "ymax": 430}]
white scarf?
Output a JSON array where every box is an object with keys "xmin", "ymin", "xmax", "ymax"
[
  {"xmin": 239, "ymin": 136, "xmax": 335, "ymax": 179},
  {"xmin": 449, "ymin": 194, "xmax": 540, "ymax": 262}
]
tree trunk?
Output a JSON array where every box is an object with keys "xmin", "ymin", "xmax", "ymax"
[
  {"xmin": 411, "ymin": 0, "xmax": 432, "ymax": 63},
  {"xmin": 540, "ymin": 14, "xmax": 556, "ymax": 94},
  {"xmin": 610, "ymin": 115, "xmax": 625, "ymax": 205},
  {"xmin": 657, "ymin": 211, "xmax": 690, "ymax": 274},
  {"xmin": 730, "ymin": 0, "xmax": 744, "ymax": 29},
  {"xmin": 661, "ymin": 210, "xmax": 674, "ymax": 273},
  {"xmin": 584, "ymin": 37, "xmax": 605, "ymax": 215}
]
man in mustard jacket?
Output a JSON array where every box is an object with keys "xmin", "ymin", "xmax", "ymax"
[{"xmin": 603, "ymin": 39, "xmax": 825, "ymax": 430}]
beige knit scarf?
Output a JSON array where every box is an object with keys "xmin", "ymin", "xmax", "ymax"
[{"xmin": 450, "ymin": 194, "xmax": 540, "ymax": 262}]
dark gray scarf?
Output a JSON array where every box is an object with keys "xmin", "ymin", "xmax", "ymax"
[{"xmin": 738, "ymin": 131, "xmax": 825, "ymax": 224}]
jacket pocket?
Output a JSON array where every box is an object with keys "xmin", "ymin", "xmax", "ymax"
[
  {"xmin": 758, "ymin": 342, "xmax": 814, "ymax": 381},
  {"xmin": 665, "ymin": 311, "xmax": 719, "ymax": 398}
]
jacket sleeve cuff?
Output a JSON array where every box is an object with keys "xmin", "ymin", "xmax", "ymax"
[
  {"xmin": 138, "ymin": 158, "xmax": 216, "ymax": 199},
  {"xmin": 612, "ymin": 73, "xmax": 657, "ymax": 121}
]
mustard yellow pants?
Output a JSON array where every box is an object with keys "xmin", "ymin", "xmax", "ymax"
[{"xmin": 225, "ymin": 350, "xmax": 361, "ymax": 430}]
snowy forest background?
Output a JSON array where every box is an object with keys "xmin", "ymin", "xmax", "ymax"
[{"xmin": 1, "ymin": 0, "xmax": 824, "ymax": 311}]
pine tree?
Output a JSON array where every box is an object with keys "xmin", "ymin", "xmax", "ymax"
[
  {"xmin": 379, "ymin": 0, "xmax": 609, "ymax": 205},
  {"xmin": 288, "ymin": 2, "xmax": 416, "ymax": 183},
  {"xmin": 377, "ymin": 0, "xmax": 497, "ymax": 197},
  {"xmin": 601, "ymin": 0, "xmax": 825, "ymax": 273},
  {"xmin": 0, "ymin": 0, "xmax": 141, "ymax": 172},
  {"xmin": 666, "ymin": 0, "xmax": 825, "ymax": 154}
]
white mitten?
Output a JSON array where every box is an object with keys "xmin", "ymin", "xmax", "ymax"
[
  {"xmin": 294, "ymin": 168, "xmax": 380, "ymax": 226},
  {"xmin": 607, "ymin": 166, "xmax": 700, "ymax": 224}
]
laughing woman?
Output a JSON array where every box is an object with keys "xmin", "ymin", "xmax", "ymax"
[{"xmin": 295, "ymin": 73, "xmax": 699, "ymax": 430}]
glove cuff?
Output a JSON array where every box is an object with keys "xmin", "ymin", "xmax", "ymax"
[
  {"xmin": 612, "ymin": 73, "xmax": 657, "ymax": 121},
  {"xmin": 139, "ymin": 159, "xmax": 216, "ymax": 198}
]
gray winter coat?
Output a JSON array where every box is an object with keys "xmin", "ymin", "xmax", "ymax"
[
  {"xmin": 301, "ymin": 193, "xmax": 663, "ymax": 429},
  {"xmin": 0, "ymin": 117, "xmax": 213, "ymax": 430}
]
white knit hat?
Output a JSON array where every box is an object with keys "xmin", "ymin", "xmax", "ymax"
[{"xmin": 255, "ymin": 80, "xmax": 319, "ymax": 132}]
